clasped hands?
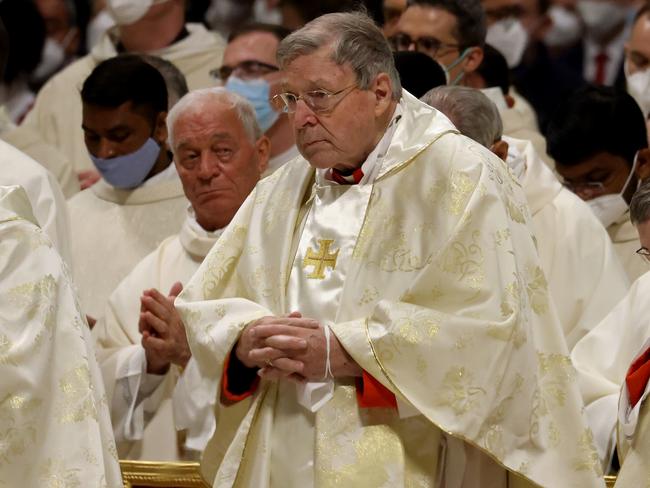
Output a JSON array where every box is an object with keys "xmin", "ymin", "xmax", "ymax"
[{"xmin": 235, "ymin": 312, "xmax": 362, "ymax": 382}]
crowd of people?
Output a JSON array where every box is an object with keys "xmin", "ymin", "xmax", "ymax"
[{"xmin": 2, "ymin": 0, "xmax": 650, "ymax": 486}]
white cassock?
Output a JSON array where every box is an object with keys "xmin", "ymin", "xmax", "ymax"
[
  {"xmin": 0, "ymin": 185, "xmax": 121, "ymax": 487},
  {"xmin": 0, "ymin": 139, "xmax": 73, "ymax": 266},
  {"xmin": 93, "ymin": 210, "xmax": 220, "ymax": 460},
  {"xmin": 175, "ymin": 92, "xmax": 604, "ymax": 488},
  {"xmin": 0, "ymin": 106, "xmax": 79, "ymax": 198},
  {"xmin": 264, "ymin": 144, "xmax": 300, "ymax": 178},
  {"xmin": 68, "ymin": 165, "xmax": 188, "ymax": 318},
  {"xmin": 571, "ymin": 272, "xmax": 650, "ymax": 470},
  {"xmin": 608, "ymin": 214, "xmax": 650, "ymax": 283},
  {"xmin": 505, "ymin": 136, "xmax": 630, "ymax": 349},
  {"xmin": 15, "ymin": 23, "xmax": 225, "ymax": 173}
]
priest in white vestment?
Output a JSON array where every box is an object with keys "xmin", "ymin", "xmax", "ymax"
[
  {"xmin": 0, "ymin": 139, "xmax": 73, "ymax": 267},
  {"xmin": 68, "ymin": 56, "xmax": 187, "ymax": 319},
  {"xmin": 175, "ymin": 13, "xmax": 605, "ymax": 487},
  {"xmin": 421, "ymin": 85, "xmax": 630, "ymax": 350},
  {"xmin": 12, "ymin": 0, "xmax": 225, "ymax": 177},
  {"xmin": 572, "ymin": 180, "xmax": 650, "ymax": 476},
  {"xmin": 547, "ymin": 85, "xmax": 650, "ymax": 283},
  {"xmin": 93, "ymin": 88, "xmax": 270, "ymax": 460},
  {"xmin": 0, "ymin": 185, "xmax": 121, "ymax": 487}
]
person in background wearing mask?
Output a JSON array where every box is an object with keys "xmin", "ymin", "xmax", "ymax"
[
  {"xmin": 11, "ymin": 0, "xmax": 225, "ymax": 189},
  {"xmin": 32, "ymin": 0, "xmax": 82, "ymax": 89},
  {"xmin": 219, "ymin": 22, "xmax": 298, "ymax": 175},
  {"xmin": 390, "ymin": 0, "xmax": 486, "ymax": 86},
  {"xmin": 557, "ymin": 0, "xmax": 636, "ymax": 88},
  {"xmin": 548, "ymin": 85, "xmax": 650, "ymax": 282},
  {"xmin": 0, "ymin": 0, "xmax": 45, "ymax": 125},
  {"xmin": 481, "ymin": 0, "xmax": 584, "ymax": 132},
  {"xmin": 625, "ymin": 1, "xmax": 650, "ymax": 122},
  {"xmin": 543, "ymin": 0, "xmax": 582, "ymax": 54},
  {"xmin": 424, "ymin": 84, "xmax": 629, "ymax": 353},
  {"xmin": 68, "ymin": 56, "xmax": 188, "ymax": 323}
]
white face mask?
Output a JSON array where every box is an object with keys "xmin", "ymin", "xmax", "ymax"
[
  {"xmin": 576, "ymin": 0, "xmax": 630, "ymax": 40},
  {"xmin": 587, "ymin": 153, "xmax": 638, "ymax": 227},
  {"xmin": 480, "ymin": 87, "xmax": 508, "ymax": 111},
  {"xmin": 545, "ymin": 5, "xmax": 582, "ymax": 48},
  {"xmin": 32, "ymin": 29, "xmax": 75, "ymax": 82},
  {"xmin": 625, "ymin": 61, "xmax": 650, "ymax": 119},
  {"xmin": 486, "ymin": 18, "xmax": 529, "ymax": 68},
  {"xmin": 86, "ymin": 10, "xmax": 116, "ymax": 51},
  {"xmin": 106, "ymin": 0, "xmax": 169, "ymax": 26}
]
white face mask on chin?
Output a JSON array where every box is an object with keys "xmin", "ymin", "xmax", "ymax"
[
  {"xmin": 576, "ymin": 0, "xmax": 630, "ymax": 40},
  {"xmin": 486, "ymin": 18, "xmax": 529, "ymax": 68},
  {"xmin": 587, "ymin": 153, "xmax": 639, "ymax": 227},
  {"xmin": 106, "ymin": 0, "xmax": 170, "ymax": 26}
]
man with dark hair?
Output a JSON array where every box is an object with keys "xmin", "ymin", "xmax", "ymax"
[
  {"xmin": 480, "ymin": 0, "xmax": 584, "ymax": 133},
  {"xmin": 547, "ymin": 85, "xmax": 650, "ymax": 282},
  {"xmin": 68, "ymin": 55, "xmax": 187, "ymax": 321},
  {"xmin": 390, "ymin": 0, "xmax": 486, "ymax": 85},
  {"xmin": 219, "ymin": 22, "xmax": 299, "ymax": 175},
  {"xmin": 14, "ymin": 0, "xmax": 224, "ymax": 184}
]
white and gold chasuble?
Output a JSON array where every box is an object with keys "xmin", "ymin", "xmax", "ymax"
[
  {"xmin": 176, "ymin": 92, "xmax": 605, "ymax": 488},
  {"xmin": 0, "ymin": 185, "xmax": 121, "ymax": 487}
]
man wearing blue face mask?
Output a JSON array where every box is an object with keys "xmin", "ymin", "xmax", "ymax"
[
  {"xmin": 218, "ymin": 23, "xmax": 299, "ymax": 176},
  {"xmin": 548, "ymin": 85, "xmax": 650, "ymax": 282},
  {"xmin": 67, "ymin": 55, "xmax": 187, "ymax": 321}
]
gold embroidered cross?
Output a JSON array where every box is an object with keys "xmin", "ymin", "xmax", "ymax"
[{"xmin": 302, "ymin": 239, "xmax": 339, "ymax": 279}]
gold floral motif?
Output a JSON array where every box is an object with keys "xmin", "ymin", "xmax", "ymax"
[
  {"xmin": 38, "ymin": 458, "xmax": 81, "ymax": 488},
  {"xmin": 394, "ymin": 313, "xmax": 440, "ymax": 346},
  {"xmin": 6, "ymin": 275, "xmax": 57, "ymax": 331},
  {"xmin": 572, "ymin": 429, "xmax": 603, "ymax": 476},
  {"xmin": 537, "ymin": 352, "xmax": 574, "ymax": 408},
  {"xmin": 506, "ymin": 199, "xmax": 526, "ymax": 224},
  {"xmin": 0, "ymin": 335, "xmax": 13, "ymax": 365},
  {"xmin": 493, "ymin": 228, "xmax": 511, "ymax": 247},
  {"xmin": 525, "ymin": 266, "xmax": 549, "ymax": 315},
  {"xmin": 56, "ymin": 365, "xmax": 98, "ymax": 424},
  {"xmin": 447, "ymin": 169, "xmax": 476, "ymax": 216},
  {"xmin": 440, "ymin": 230, "xmax": 484, "ymax": 288},
  {"xmin": 0, "ymin": 395, "xmax": 41, "ymax": 465},
  {"xmin": 435, "ymin": 367, "xmax": 486, "ymax": 416},
  {"xmin": 358, "ymin": 286, "xmax": 379, "ymax": 306},
  {"xmin": 478, "ymin": 374, "xmax": 524, "ymax": 458},
  {"xmin": 201, "ymin": 225, "xmax": 247, "ymax": 298},
  {"xmin": 263, "ymin": 190, "xmax": 294, "ymax": 235},
  {"xmin": 486, "ymin": 322, "xmax": 526, "ymax": 349}
]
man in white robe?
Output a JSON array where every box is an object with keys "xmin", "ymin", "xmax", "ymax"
[
  {"xmin": 219, "ymin": 23, "xmax": 299, "ymax": 176},
  {"xmin": 69, "ymin": 56, "xmax": 187, "ymax": 320},
  {"xmin": 176, "ymin": 13, "xmax": 604, "ymax": 487},
  {"xmin": 421, "ymin": 85, "xmax": 630, "ymax": 349},
  {"xmin": 547, "ymin": 84, "xmax": 650, "ymax": 283},
  {"xmin": 11, "ymin": 0, "xmax": 225, "ymax": 179},
  {"xmin": 93, "ymin": 88, "xmax": 270, "ymax": 460},
  {"xmin": 0, "ymin": 139, "xmax": 72, "ymax": 266},
  {"xmin": 0, "ymin": 184, "xmax": 121, "ymax": 487}
]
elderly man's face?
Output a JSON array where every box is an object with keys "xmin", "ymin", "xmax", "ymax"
[
  {"xmin": 172, "ymin": 102, "xmax": 269, "ymax": 231},
  {"xmin": 625, "ymin": 12, "xmax": 650, "ymax": 75},
  {"xmin": 283, "ymin": 47, "xmax": 395, "ymax": 171}
]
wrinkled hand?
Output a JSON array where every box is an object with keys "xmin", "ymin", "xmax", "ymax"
[
  {"xmin": 237, "ymin": 312, "xmax": 362, "ymax": 382},
  {"xmin": 140, "ymin": 282, "xmax": 190, "ymax": 374},
  {"xmin": 78, "ymin": 169, "xmax": 101, "ymax": 190}
]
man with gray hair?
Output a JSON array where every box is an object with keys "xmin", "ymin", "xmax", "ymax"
[
  {"xmin": 424, "ymin": 84, "xmax": 627, "ymax": 347},
  {"xmin": 176, "ymin": 11, "xmax": 603, "ymax": 487},
  {"xmin": 92, "ymin": 87, "xmax": 269, "ymax": 461}
]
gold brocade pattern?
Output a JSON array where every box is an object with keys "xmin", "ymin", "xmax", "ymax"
[
  {"xmin": 436, "ymin": 367, "xmax": 487, "ymax": 415},
  {"xmin": 525, "ymin": 266, "xmax": 549, "ymax": 316},
  {"xmin": 572, "ymin": 429, "xmax": 603, "ymax": 476},
  {"xmin": 56, "ymin": 365, "xmax": 99, "ymax": 423},
  {"xmin": 38, "ymin": 458, "xmax": 82, "ymax": 488},
  {"xmin": 0, "ymin": 395, "xmax": 41, "ymax": 465},
  {"xmin": 440, "ymin": 230, "xmax": 484, "ymax": 289}
]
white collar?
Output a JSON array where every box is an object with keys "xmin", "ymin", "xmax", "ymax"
[
  {"xmin": 179, "ymin": 206, "xmax": 224, "ymax": 258},
  {"xmin": 141, "ymin": 162, "xmax": 179, "ymax": 188}
]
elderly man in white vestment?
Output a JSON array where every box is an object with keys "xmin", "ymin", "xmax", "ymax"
[
  {"xmin": 0, "ymin": 184, "xmax": 121, "ymax": 487},
  {"xmin": 0, "ymin": 139, "xmax": 72, "ymax": 267},
  {"xmin": 68, "ymin": 56, "xmax": 187, "ymax": 320},
  {"xmin": 9, "ymin": 0, "xmax": 224, "ymax": 186},
  {"xmin": 93, "ymin": 88, "xmax": 270, "ymax": 460},
  {"xmin": 571, "ymin": 181, "xmax": 650, "ymax": 476},
  {"xmin": 421, "ymin": 85, "xmax": 630, "ymax": 350},
  {"xmin": 175, "ymin": 12, "xmax": 604, "ymax": 488},
  {"xmin": 547, "ymin": 85, "xmax": 650, "ymax": 283}
]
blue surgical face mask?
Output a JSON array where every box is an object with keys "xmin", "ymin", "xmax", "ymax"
[
  {"xmin": 90, "ymin": 137, "xmax": 161, "ymax": 189},
  {"xmin": 444, "ymin": 49, "xmax": 470, "ymax": 85},
  {"xmin": 225, "ymin": 76, "xmax": 279, "ymax": 132}
]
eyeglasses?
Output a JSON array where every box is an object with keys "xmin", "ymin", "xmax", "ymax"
[
  {"xmin": 637, "ymin": 247, "xmax": 650, "ymax": 263},
  {"xmin": 388, "ymin": 33, "xmax": 460, "ymax": 58},
  {"xmin": 210, "ymin": 60, "xmax": 279, "ymax": 82},
  {"xmin": 271, "ymin": 84, "xmax": 357, "ymax": 114}
]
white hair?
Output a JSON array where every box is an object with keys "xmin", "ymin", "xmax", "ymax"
[
  {"xmin": 277, "ymin": 11, "xmax": 402, "ymax": 100},
  {"xmin": 631, "ymin": 180, "xmax": 650, "ymax": 225},
  {"xmin": 421, "ymin": 86, "xmax": 503, "ymax": 148},
  {"xmin": 166, "ymin": 87, "xmax": 262, "ymax": 151}
]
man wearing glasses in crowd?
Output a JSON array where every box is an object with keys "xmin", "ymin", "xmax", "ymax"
[
  {"xmin": 547, "ymin": 84, "xmax": 650, "ymax": 283},
  {"xmin": 216, "ymin": 23, "xmax": 299, "ymax": 176}
]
